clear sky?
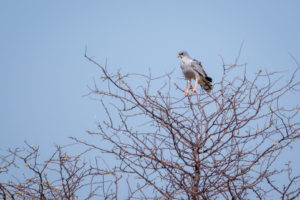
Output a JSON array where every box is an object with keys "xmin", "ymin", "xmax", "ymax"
[{"xmin": 1, "ymin": 1, "xmax": 300, "ymax": 197}]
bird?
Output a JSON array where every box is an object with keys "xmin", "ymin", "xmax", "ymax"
[{"xmin": 178, "ymin": 51, "xmax": 213, "ymax": 96}]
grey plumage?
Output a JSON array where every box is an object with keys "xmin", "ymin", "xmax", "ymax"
[{"xmin": 178, "ymin": 51, "xmax": 213, "ymax": 95}]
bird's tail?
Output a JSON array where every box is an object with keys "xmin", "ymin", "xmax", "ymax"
[{"xmin": 198, "ymin": 76, "xmax": 213, "ymax": 93}]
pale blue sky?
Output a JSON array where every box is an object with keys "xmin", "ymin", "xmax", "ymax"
[{"xmin": 1, "ymin": 1, "xmax": 300, "ymax": 198}]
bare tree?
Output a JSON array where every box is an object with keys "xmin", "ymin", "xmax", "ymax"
[
  {"xmin": 0, "ymin": 142, "xmax": 121, "ymax": 199},
  {"xmin": 80, "ymin": 47, "xmax": 300, "ymax": 199},
  {"xmin": 1, "ymin": 47, "xmax": 300, "ymax": 200}
]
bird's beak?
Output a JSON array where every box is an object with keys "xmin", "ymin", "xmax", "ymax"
[{"xmin": 178, "ymin": 54, "xmax": 182, "ymax": 58}]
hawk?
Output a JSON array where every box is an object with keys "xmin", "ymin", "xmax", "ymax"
[{"xmin": 178, "ymin": 51, "xmax": 213, "ymax": 95}]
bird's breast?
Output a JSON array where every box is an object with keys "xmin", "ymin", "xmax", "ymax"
[{"xmin": 180, "ymin": 59, "xmax": 191, "ymax": 69}]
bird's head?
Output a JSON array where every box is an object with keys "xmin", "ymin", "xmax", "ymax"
[{"xmin": 178, "ymin": 51, "xmax": 189, "ymax": 58}]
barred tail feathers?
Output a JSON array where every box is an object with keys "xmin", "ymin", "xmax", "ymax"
[
  {"xmin": 198, "ymin": 76, "xmax": 213, "ymax": 93},
  {"xmin": 206, "ymin": 76, "xmax": 212, "ymax": 83}
]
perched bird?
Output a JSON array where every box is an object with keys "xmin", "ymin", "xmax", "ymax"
[{"xmin": 178, "ymin": 51, "xmax": 213, "ymax": 95}]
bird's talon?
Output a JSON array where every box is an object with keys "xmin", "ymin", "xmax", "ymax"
[{"xmin": 192, "ymin": 89, "xmax": 197, "ymax": 93}]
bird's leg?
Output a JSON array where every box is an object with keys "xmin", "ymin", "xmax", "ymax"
[
  {"xmin": 192, "ymin": 80, "xmax": 198, "ymax": 93},
  {"xmin": 184, "ymin": 81, "xmax": 190, "ymax": 96}
]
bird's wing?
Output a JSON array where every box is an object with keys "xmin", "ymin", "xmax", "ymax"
[{"xmin": 191, "ymin": 60, "xmax": 207, "ymax": 77}]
